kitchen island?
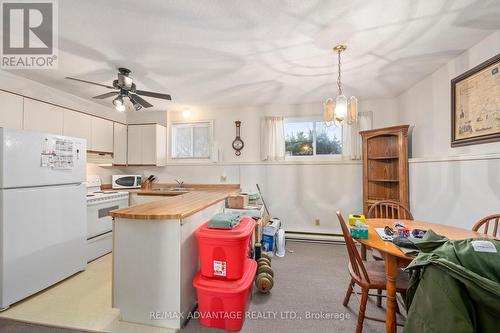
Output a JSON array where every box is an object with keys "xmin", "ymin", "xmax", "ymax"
[{"xmin": 109, "ymin": 185, "xmax": 240, "ymax": 330}]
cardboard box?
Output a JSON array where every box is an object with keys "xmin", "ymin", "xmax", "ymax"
[
  {"xmin": 227, "ymin": 195, "xmax": 249, "ymax": 209},
  {"xmin": 262, "ymin": 218, "xmax": 281, "ymax": 255}
]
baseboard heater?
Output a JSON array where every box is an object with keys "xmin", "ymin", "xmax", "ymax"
[{"xmin": 285, "ymin": 231, "xmax": 344, "ymax": 243}]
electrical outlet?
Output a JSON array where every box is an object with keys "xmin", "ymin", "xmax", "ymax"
[
  {"xmin": 315, "ymin": 219, "xmax": 320, "ymax": 226},
  {"xmin": 220, "ymin": 175, "xmax": 227, "ymax": 183}
]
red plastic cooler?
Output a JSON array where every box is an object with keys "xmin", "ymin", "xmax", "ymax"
[
  {"xmin": 193, "ymin": 259, "xmax": 257, "ymax": 331},
  {"xmin": 196, "ymin": 217, "xmax": 255, "ymax": 280}
]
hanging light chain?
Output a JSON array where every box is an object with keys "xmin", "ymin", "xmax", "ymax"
[{"xmin": 337, "ymin": 48, "xmax": 343, "ymax": 96}]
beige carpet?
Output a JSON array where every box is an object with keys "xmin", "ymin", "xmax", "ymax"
[{"xmin": 182, "ymin": 241, "xmax": 404, "ymax": 333}]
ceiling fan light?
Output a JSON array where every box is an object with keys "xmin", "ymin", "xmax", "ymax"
[
  {"xmin": 112, "ymin": 95, "xmax": 124, "ymax": 107},
  {"xmin": 115, "ymin": 103, "xmax": 125, "ymax": 112}
]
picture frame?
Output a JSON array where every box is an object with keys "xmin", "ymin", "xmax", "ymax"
[{"xmin": 451, "ymin": 53, "xmax": 500, "ymax": 147}]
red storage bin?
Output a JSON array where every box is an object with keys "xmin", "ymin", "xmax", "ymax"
[
  {"xmin": 193, "ymin": 259, "xmax": 257, "ymax": 331},
  {"xmin": 196, "ymin": 217, "xmax": 255, "ymax": 280}
]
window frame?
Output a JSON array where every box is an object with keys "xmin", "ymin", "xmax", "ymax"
[
  {"xmin": 170, "ymin": 120, "xmax": 214, "ymax": 160},
  {"xmin": 283, "ymin": 116, "xmax": 343, "ymax": 160}
]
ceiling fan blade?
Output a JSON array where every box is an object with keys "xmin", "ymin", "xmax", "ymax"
[
  {"xmin": 135, "ymin": 90, "xmax": 172, "ymax": 101},
  {"xmin": 65, "ymin": 77, "xmax": 116, "ymax": 90},
  {"xmin": 92, "ymin": 91, "xmax": 119, "ymax": 99},
  {"xmin": 130, "ymin": 94, "xmax": 153, "ymax": 108}
]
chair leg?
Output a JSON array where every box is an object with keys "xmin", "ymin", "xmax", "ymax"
[
  {"xmin": 376, "ymin": 289, "xmax": 382, "ymax": 307},
  {"xmin": 343, "ymin": 279, "xmax": 354, "ymax": 306},
  {"xmin": 356, "ymin": 289, "xmax": 369, "ymax": 333}
]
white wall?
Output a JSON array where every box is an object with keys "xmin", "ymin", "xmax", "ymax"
[
  {"xmin": 399, "ymin": 30, "xmax": 500, "ymax": 158},
  {"xmin": 0, "ymin": 71, "xmax": 125, "ymax": 123},
  {"xmin": 398, "ymin": 29, "xmax": 500, "ymax": 230}
]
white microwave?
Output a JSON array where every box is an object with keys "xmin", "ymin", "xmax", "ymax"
[{"xmin": 112, "ymin": 175, "xmax": 142, "ymax": 189}]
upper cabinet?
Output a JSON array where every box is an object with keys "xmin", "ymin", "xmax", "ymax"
[
  {"xmin": 127, "ymin": 124, "xmax": 166, "ymax": 166},
  {"xmin": 91, "ymin": 117, "xmax": 114, "ymax": 153},
  {"xmin": 0, "ymin": 90, "xmax": 23, "ymax": 130},
  {"xmin": 113, "ymin": 122, "xmax": 127, "ymax": 165},
  {"xmin": 63, "ymin": 110, "xmax": 92, "ymax": 148},
  {"xmin": 1, "ymin": 90, "xmax": 121, "ymax": 158},
  {"xmin": 23, "ymin": 98, "xmax": 64, "ymax": 135}
]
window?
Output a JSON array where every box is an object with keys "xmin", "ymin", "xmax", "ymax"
[
  {"xmin": 284, "ymin": 118, "xmax": 342, "ymax": 157},
  {"xmin": 171, "ymin": 121, "xmax": 213, "ymax": 159}
]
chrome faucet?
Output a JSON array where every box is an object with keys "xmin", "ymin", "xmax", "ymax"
[{"xmin": 174, "ymin": 179, "xmax": 184, "ymax": 188}]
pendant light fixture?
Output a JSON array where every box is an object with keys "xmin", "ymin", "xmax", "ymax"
[{"xmin": 324, "ymin": 44, "xmax": 358, "ymax": 126}]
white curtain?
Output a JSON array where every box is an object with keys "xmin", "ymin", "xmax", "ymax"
[
  {"xmin": 260, "ymin": 116, "xmax": 285, "ymax": 161},
  {"xmin": 342, "ymin": 111, "xmax": 373, "ymax": 160}
]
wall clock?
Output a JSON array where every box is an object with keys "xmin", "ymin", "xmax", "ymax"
[{"xmin": 232, "ymin": 121, "xmax": 244, "ymax": 156}]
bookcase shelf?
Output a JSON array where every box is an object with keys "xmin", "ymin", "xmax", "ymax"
[{"xmin": 361, "ymin": 125, "xmax": 410, "ymax": 215}]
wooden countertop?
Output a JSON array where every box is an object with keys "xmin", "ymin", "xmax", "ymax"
[{"xmin": 109, "ymin": 185, "xmax": 240, "ymax": 220}]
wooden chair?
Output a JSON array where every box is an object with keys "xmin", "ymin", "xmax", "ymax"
[
  {"xmin": 365, "ymin": 200, "xmax": 414, "ymax": 260},
  {"xmin": 337, "ymin": 212, "xmax": 409, "ymax": 333},
  {"xmin": 472, "ymin": 214, "xmax": 500, "ymax": 238},
  {"xmin": 367, "ymin": 200, "xmax": 414, "ymax": 220},
  {"xmin": 366, "ymin": 200, "xmax": 413, "ymax": 306}
]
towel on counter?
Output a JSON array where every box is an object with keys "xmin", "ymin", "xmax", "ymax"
[{"xmin": 208, "ymin": 212, "xmax": 242, "ymax": 229}]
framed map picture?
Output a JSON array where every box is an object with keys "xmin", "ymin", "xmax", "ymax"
[{"xmin": 451, "ymin": 53, "xmax": 500, "ymax": 147}]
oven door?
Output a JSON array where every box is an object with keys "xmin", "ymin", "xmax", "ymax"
[{"xmin": 87, "ymin": 198, "xmax": 128, "ymax": 239}]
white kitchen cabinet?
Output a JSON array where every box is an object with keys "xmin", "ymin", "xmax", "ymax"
[
  {"xmin": 91, "ymin": 117, "xmax": 114, "ymax": 153},
  {"xmin": 127, "ymin": 125, "xmax": 142, "ymax": 165},
  {"xmin": 113, "ymin": 122, "xmax": 127, "ymax": 165},
  {"xmin": 0, "ymin": 90, "xmax": 23, "ymax": 129},
  {"xmin": 63, "ymin": 110, "xmax": 92, "ymax": 146},
  {"xmin": 23, "ymin": 98, "xmax": 64, "ymax": 135},
  {"xmin": 127, "ymin": 124, "xmax": 166, "ymax": 166}
]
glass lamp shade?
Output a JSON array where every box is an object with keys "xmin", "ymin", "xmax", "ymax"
[
  {"xmin": 334, "ymin": 94, "xmax": 348, "ymax": 122},
  {"xmin": 323, "ymin": 98, "xmax": 335, "ymax": 126},
  {"xmin": 347, "ymin": 96, "xmax": 358, "ymax": 125}
]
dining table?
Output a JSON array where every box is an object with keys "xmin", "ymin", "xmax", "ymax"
[{"xmin": 357, "ymin": 218, "xmax": 491, "ymax": 333}]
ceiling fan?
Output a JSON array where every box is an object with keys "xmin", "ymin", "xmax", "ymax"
[{"xmin": 65, "ymin": 68, "xmax": 172, "ymax": 112}]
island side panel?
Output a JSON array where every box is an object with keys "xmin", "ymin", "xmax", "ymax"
[
  {"xmin": 180, "ymin": 201, "xmax": 225, "ymax": 318},
  {"xmin": 113, "ymin": 218, "xmax": 182, "ymax": 329}
]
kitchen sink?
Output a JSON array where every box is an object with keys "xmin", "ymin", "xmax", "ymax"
[
  {"xmin": 168, "ymin": 187, "xmax": 194, "ymax": 192},
  {"xmin": 152, "ymin": 187, "xmax": 193, "ymax": 193}
]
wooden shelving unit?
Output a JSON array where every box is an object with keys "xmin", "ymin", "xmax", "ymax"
[{"xmin": 360, "ymin": 125, "xmax": 410, "ymax": 214}]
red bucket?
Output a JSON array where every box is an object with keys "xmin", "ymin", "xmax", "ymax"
[
  {"xmin": 193, "ymin": 259, "xmax": 256, "ymax": 331},
  {"xmin": 196, "ymin": 217, "xmax": 255, "ymax": 280}
]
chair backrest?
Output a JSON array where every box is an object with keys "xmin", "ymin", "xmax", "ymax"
[
  {"xmin": 367, "ymin": 200, "xmax": 414, "ymax": 220},
  {"xmin": 472, "ymin": 214, "xmax": 500, "ymax": 238},
  {"xmin": 336, "ymin": 211, "xmax": 370, "ymax": 283}
]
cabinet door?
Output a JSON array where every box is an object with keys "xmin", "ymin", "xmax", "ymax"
[
  {"xmin": 63, "ymin": 110, "xmax": 92, "ymax": 147},
  {"xmin": 141, "ymin": 125, "xmax": 157, "ymax": 165},
  {"xmin": 155, "ymin": 124, "xmax": 167, "ymax": 166},
  {"xmin": 91, "ymin": 117, "xmax": 113, "ymax": 152},
  {"xmin": 113, "ymin": 122, "xmax": 127, "ymax": 165},
  {"xmin": 23, "ymin": 99, "xmax": 64, "ymax": 135},
  {"xmin": 0, "ymin": 90, "xmax": 23, "ymax": 129},
  {"xmin": 127, "ymin": 125, "xmax": 143, "ymax": 165}
]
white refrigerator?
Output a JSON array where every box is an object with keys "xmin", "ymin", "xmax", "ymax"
[{"xmin": 0, "ymin": 128, "xmax": 87, "ymax": 310}]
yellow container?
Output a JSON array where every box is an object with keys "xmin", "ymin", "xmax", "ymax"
[{"xmin": 349, "ymin": 214, "xmax": 366, "ymax": 226}]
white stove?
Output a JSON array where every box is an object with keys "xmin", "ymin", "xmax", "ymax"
[{"xmin": 86, "ymin": 175, "xmax": 129, "ymax": 262}]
